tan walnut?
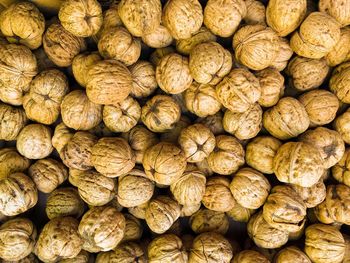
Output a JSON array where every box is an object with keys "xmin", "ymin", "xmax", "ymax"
[
  {"xmin": 0, "ymin": 103, "xmax": 27, "ymax": 141},
  {"xmin": 128, "ymin": 201, "xmax": 149, "ymax": 220},
  {"xmin": 319, "ymin": 0, "xmax": 350, "ymax": 26},
  {"xmin": 189, "ymin": 208, "xmax": 229, "ymax": 235},
  {"xmin": 150, "ymin": 46, "xmax": 176, "ymax": 66},
  {"xmin": 270, "ymin": 37, "xmax": 294, "ymax": 71},
  {"xmin": 226, "ymin": 198, "xmax": 256, "ymax": 223},
  {"xmin": 244, "ymin": 0, "xmax": 267, "ymax": 26},
  {"xmin": 141, "ymin": 25, "xmax": 174, "ymax": 49},
  {"xmin": 326, "ymin": 27, "xmax": 350, "ymax": 67},
  {"xmin": 95, "ymin": 2, "xmax": 123, "ymax": 40},
  {"xmin": 330, "ymin": 62, "xmax": 350, "ymax": 103},
  {"xmin": 334, "ymin": 108, "xmax": 350, "ymax": 144},
  {"xmin": 122, "ymin": 214, "xmax": 143, "ymax": 242},
  {"xmin": 72, "ymin": 52, "xmax": 102, "ymax": 88},
  {"xmin": 129, "ymin": 60, "xmax": 157, "ymax": 98},
  {"xmin": 232, "ymin": 250, "xmax": 270, "ymax": 263},
  {"xmin": 161, "ymin": 115, "xmax": 191, "ymax": 143},
  {"xmin": 58, "ymin": 250, "xmax": 90, "ymax": 263},
  {"xmin": 274, "ymin": 246, "xmax": 311, "ymax": 263},
  {"xmin": 196, "ymin": 112, "xmax": 224, "ymax": 136},
  {"xmin": 290, "ymin": 181, "xmax": 327, "ymax": 208},
  {"xmin": 332, "ymin": 148, "xmax": 350, "ymax": 187},
  {"xmin": 0, "ymin": 148, "xmax": 30, "ymax": 180},
  {"xmin": 176, "ymin": 27, "xmax": 216, "ymax": 55},
  {"xmin": 96, "ymin": 242, "xmax": 146, "ymax": 263}
]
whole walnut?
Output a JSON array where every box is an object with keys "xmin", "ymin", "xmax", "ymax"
[
  {"xmin": 230, "ymin": 168, "xmax": 271, "ymax": 210},
  {"xmin": 273, "ymin": 141, "xmax": 324, "ymax": 187},
  {"xmin": 72, "ymin": 52, "xmax": 102, "ymax": 87},
  {"xmin": 96, "ymin": 242, "xmax": 146, "ymax": 263},
  {"xmin": 143, "ymin": 142, "xmax": 186, "ymax": 185},
  {"xmin": 16, "ymin": 124, "xmax": 53, "ymax": 160},
  {"xmin": 148, "ymin": 234, "xmax": 188, "ymax": 263},
  {"xmin": 86, "ymin": 59, "xmax": 133, "ymax": 105},
  {"xmin": 207, "ymin": 135, "xmax": 245, "ymax": 175},
  {"xmin": 299, "ymin": 127, "xmax": 345, "ymax": 169},
  {"xmin": 244, "ymin": 0, "xmax": 266, "ymax": 26},
  {"xmin": 344, "ymin": 234, "xmax": 350, "ymax": 263},
  {"xmin": 162, "ymin": 0, "xmax": 203, "ymax": 40},
  {"xmin": 270, "ymin": 37, "xmax": 294, "ymax": 71},
  {"xmin": 189, "ymin": 232, "xmax": 233, "ymax": 263},
  {"xmin": 95, "ymin": 3, "xmax": 123, "ymax": 40},
  {"xmin": 305, "ymin": 224, "xmax": 345, "ymax": 263},
  {"xmin": 129, "ymin": 60, "xmax": 157, "ymax": 98},
  {"xmin": 180, "ymin": 203, "xmax": 201, "ymax": 217},
  {"xmin": 232, "ymin": 250, "xmax": 270, "ymax": 263},
  {"xmin": 43, "ymin": 23, "xmax": 86, "ymax": 67},
  {"xmin": 189, "ymin": 209, "xmax": 229, "ymax": 235},
  {"xmin": 23, "ymin": 69, "xmax": 69, "ymax": 125},
  {"xmin": 326, "ymin": 27, "xmax": 350, "ymax": 67},
  {"xmin": 176, "ymin": 27, "xmax": 216, "ymax": 55},
  {"xmin": 51, "ymin": 123, "xmax": 74, "ymax": 155},
  {"xmin": 330, "ymin": 62, "xmax": 350, "ymax": 103},
  {"xmin": 216, "ymin": 68, "xmax": 261, "ymax": 113},
  {"xmin": 150, "ymin": 46, "xmax": 176, "ymax": 66},
  {"xmin": 28, "ymin": 158, "xmax": 68, "ymax": 193},
  {"xmin": 290, "ymin": 181, "xmax": 326, "ymax": 208},
  {"xmin": 204, "ymin": 0, "xmax": 246, "ymax": 37},
  {"xmin": 46, "ymin": 187, "xmax": 85, "ymax": 219},
  {"xmin": 58, "ymin": 250, "xmax": 90, "ymax": 263},
  {"xmin": 103, "ymin": 96, "xmax": 141, "ymax": 133},
  {"xmin": 128, "ymin": 201, "xmax": 149, "ymax": 220},
  {"xmin": 0, "ymin": 148, "xmax": 30, "ymax": 180},
  {"xmin": 223, "ymin": 103, "xmax": 262, "ymax": 140},
  {"xmin": 145, "ymin": 195, "xmax": 180, "ymax": 234},
  {"xmin": 263, "ymin": 97, "xmax": 310, "ymax": 140},
  {"xmin": 142, "ymin": 25, "xmax": 174, "ymax": 49},
  {"xmin": 335, "ymin": 108, "xmax": 350, "ymax": 144},
  {"xmin": 122, "ymin": 214, "xmax": 143, "ymax": 242},
  {"xmin": 35, "ymin": 217, "xmax": 83, "ymax": 262},
  {"xmin": 319, "ymin": 0, "xmax": 350, "ymax": 26},
  {"xmin": 58, "ymin": 0, "xmax": 103, "ymax": 37},
  {"xmin": 332, "ymin": 148, "xmax": 350, "ymax": 186},
  {"xmin": 117, "ymin": 168, "xmax": 154, "ymax": 207},
  {"xmin": 0, "ymin": 2, "xmax": 45, "ymax": 49},
  {"xmin": 274, "ymin": 246, "xmax": 311, "ymax": 263},
  {"xmin": 0, "ymin": 218, "xmax": 36, "ymax": 261},
  {"xmin": 98, "ymin": 26, "xmax": 141, "ymax": 66},
  {"xmin": 226, "ymin": 198, "xmax": 255, "ymax": 222},
  {"xmin": 92, "ymin": 137, "xmax": 135, "ymax": 178},
  {"xmin": 290, "ymin": 12, "xmax": 341, "ymax": 59},
  {"xmin": 196, "ymin": 111, "xmax": 225, "ymax": 135},
  {"xmin": 0, "ymin": 103, "xmax": 27, "ymax": 141}
]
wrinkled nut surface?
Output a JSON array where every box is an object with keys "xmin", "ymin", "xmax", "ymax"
[
  {"xmin": 232, "ymin": 250, "xmax": 270, "ymax": 263},
  {"xmin": 35, "ymin": 217, "xmax": 83, "ymax": 263},
  {"xmin": 96, "ymin": 3, "xmax": 123, "ymax": 39},
  {"xmin": 335, "ymin": 109, "xmax": 350, "ymax": 144},
  {"xmin": 96, "ymin": 242, "xmax": 146, "ymax": 263},
  {"xmin": 326, "ymin": 26, "xmax": 350, "ymax": 67},
  {"xmin": 290, "ymin": 181, "xmax": 326, "ymax": 208},
  {"xmin": 226, "ymin": 197, "xmax": 255, "ymax": 223},
  {"xmin": 270, "ymin": 37, "xmax": 294, "ymax": 71},
  {"xmin": 150, "ymin": 46, "xmax": 176, "ymax": 66},
  {"xmin": 142, "ymin": 25, "xmax": 174, "ymax": 49},
  {"xmin": 189, "ymin": 208, "xmax": 229, "ymax": 235},
  {"xmin": 319, "ymin": 0, "xmax": 350, "ymax": 26},
  {"xmin": 72, "ymin": 52, "xmax": 102, "ymax": 87},
  {"xmin": 330, "ymin": 62, "xmax": 350, "ymax": 103},
  {"xmin": 0, "ymin": 218, "xmax": 36, "ymax": 261},
  {"xmin": 274, "ymin": 246, "xmax": 311, "ymax": 263},
  {"xmin": 180, "ymin": 203, "xmax": 201, "ymax": 217},
  {"xmin": 161, "ymin": 115, "xmax": 191, "ymax": 143},
  {"xmin": 128, "ymin": 201, "xmax": 149, "ymax": 220},
  {"xmin": 0, "ymin": 148, "xmax": 30, "ymax": 180},
  {"xmin": 129, "ymin": 60, "xmax": 157, "ymax": 98},
  {"xmin": 0, "ymin": 103, "xmax": 27, "ymax": 141},
  {"xmin": 58, "ymin": 250, "xmax": 90, "ymax": 263},
  {"xmin": 176, "ymin": 27, "xmax": 216, "ymax": 55},
  {"xmin": 196, "ymin": 111, "xmax": 225, "ymax": 136},
  {"xmin": 122, "ymin": 214, "xmax": 143, "ymax": 242},
  {"xmin": 332, "ymin": 148, "xmax": 350, "ymax": 187},
  {"xmin": 244, "ymin": 0, "xmax": 266, "ymax": 26}
]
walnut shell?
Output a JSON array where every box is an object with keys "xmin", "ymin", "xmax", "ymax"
[
  {"xmin": 319, "ymin": 0, "xmax": 350, "ymax": 26},
  {"xmin": 122, "ymin": 214, "xmax": 143, "ymax": 242},
  {"xmin": 72, "ymin": 52, "xmax": 102, "ymax": 88},
  {"xmin": 150, "ymin": 47, "xmax": 176, "ymax": 66},
  {"xmin": 216, "ymin": 68, "xmax": 261, "ymax": 113},
  {"xmin": 244, "ymin": 0, "xmax": 267, "ymax": 26},
  {"xmin": 52, "ymin": 123, "xmax": 74, "ymax": 155},
  {"xmin": 142, "ymin": 25, "xmax": 174, "ymax": 49},
  {"xmin": 128, "ymin": 201, "xmax": 149, "ymax": 220},
  {"xmin": 326, "ymin": 26, "xmax": 350, "ymax": 66},
  {"xmin": 176, "ymin": 27, "xmax": 216, "ymax": 55},
  {"xmin": 58, "ymin": 250, "xmax": 90, "ymax": 263},
  {"xmin": 129, "ymin": 60, "xmax": 157, "ymax": 98},
  {"xmin": 273, "ymin": 141, "xmax": 324, "ymax": 187},
  {"xmin": 332, "ymin": 148, "xmax": 350, "ymax": 187},
  {"xmin": 16, "ymin": 124, "xmax": 53, "ymax": 160},
  {"xmin": 274, "ymin": 246, "xmax": 311, "ymax": 263},
  {"xmin": 162, "ymin": 0, "xmax": 203, "ymax": 40},
  {"xmin": 270, "ymin": 37, "xmax": 294, "ymax": 71},
  {"xmin": 0, "ymin": 103, "xmax": 27, "ymax": 141},
  {"xmin": 0, "ymin": 218, "xmax": 36, "ymax": 261},
  {"xmin": 232, "ymin": 250, "xmax": 270, "ymax": 263},
  {"xmin": 96, "ymin": 242, "xmax": 146, "ymax": 263},
  {"xmin": 330, "ymin": 62, "xmax": 350, "ymax": 103},
  {"xmin": 196, "ymin": 111, "xmax": 225, "ymax": 135},
  {"xmin": 335, "ymin": 108, "xmax": 350, "ymax": 144},
  {"xmin": 35, "ymin": 217, "xmax": 83, "ymax": 263},
  {"xmin": 58, "ymin": 0, "xmax": 103, "ymax": 37},
  {"xmin": 226, "ymin": 198, "xmax": 255, "ymax": 223},
  {"xmin": 180, "ymin": 203, "xmax": 201, "ymax": 217},
  {"xmin": 95, "ymin": 3, "xmax": 123, "ymax": 40},
  {"xmin": 0, "ymin": 148, "xmax": 30, "ymax": 180},
  {"xmin": 46, "ymin": 187, "xmax": 85, "ymax": 219},
  {"xmin": 189, "ymin": 208, "xmax": 229, "ymax": 235},
  {"xmin": 290, "ymin": 181, "xmax": 326, "ymax": 208},
  {"xmin": 92, "ymin": 137, "xmax": 135, "ymax": 178},
  {"xmin": 160, "ymin": 115, "xmax": 191, "ymax": 143},
  {"xmin": 0, "ymin": 2, "xmax": 45, "ymax": 49},
  {"xmin": 343, "ymin": 234, "xmax": 350, "ymax": 263},
  {"xmin": 43, "ymin": 23, "xmax": 86, "ymax": 67},
  {"xmin": 263, "ymin": 97, "xmax": 310, "ymax": 140}
]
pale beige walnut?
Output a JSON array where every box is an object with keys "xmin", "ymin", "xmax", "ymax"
[
  {"xmin": 145, "ymin": 195, "xmax": 180, "ymax": 234},
  {"xmin": 305, "ymin": 224, "xmax": 345, "ymax": 263},
  {"xmin": 86, "ymin": 59, "xmax": 133, "ymax": 105},
  {"xmin": 23, "ymin": 69, "xmax": 69, "ymax": 125},
  {"xmin": 103, "ymin": 96, "xmax": 141, "ymax": 133},
  {"xmin": 0, "ymin": 218, "xmax": 36, "ymax": 261},
  {"xmin": 176, "ymin": 27, "xmax": 216, "ymax": 55},
  {"xmin": 299, "ymin": 127, "xmax": 345, "ymax": 169},
  {"xmin": 244, "ymin": 0, "xmax": 266, "ymax": 26},
  {"xmin": 16, "ymin": 124, "xmax": 53, "ymax": 160},
  {"xmin": 326, "ymin": 27, "xmax": 350, "ymax": 66},
  {"xmin": 196, "ymin": 112, "xmax": 225, "ymax": 135},
  {"xmin": 98, "ymin": 26, "xmax": 141, "ymax": 66},
  {"xmin": 204, "ymin": 0, "xmax": 246, "ymax": 37},
  {"xmin": 46, "ymin": 187, "xmax": 85, "ymax": 220},
  {"xmin": 223, "ymin": 103, "xmax": 262, "ymax": 140},
  {"xmin": 274, "ymin": 246, "xmax": 311, "ymax": 263},
  {"xmin": 290, "ymin": 12, "xmax": 341, "ymax": 59},
  {"xmin": 332, "ymin": 148, "xmax": 350, "ymax": 186},
  {"xmin": 290, "ymin": 181, "xmax": 326, "ymax": 208},
  {"xmin": 194, "ymin": 159, "xmax": 213, "ymax": 177},
  {"xmin": 189, "ymin": 232, "xmax": 233, "ymax": 263},
  {"xmin": 61, "ymin": 90, "xmax": 102, "ymax": 131},
  {"xmin": 180, "ymin": 203, "xmax": 201, "ymax": 217},
  {"xmin": 142, "ymin": 25, "xmax": 173, "ymax": 49},
  {"xmin": 207, "ymin": 135, "xmax": 244, "ymax": 175},
  {"xmin": 143, "ymin": 142, "xmax": 186, "ymax": 185},
  {"xmin": 232, "ymin": 250, "xmax": 270, "ymax": 263},
  {"xmin": 330, "ymin": 62, "xmax": 350, "ymax": 103},
  {"xmin": 148, "ymin": 234, "xmax": 187, "ymax": 263},
  {"xmin": 58, "ymin": 250, "xmax": 90, "ymax": 263},
  {"xmin": 0, "ymin": 103, "xmax": 27, "ymax": 141},
  {"xmin": 230, "ymin": 168, "xmax": 270, "ymax": 210},
  {"xmin": 255, "ymin": 69, "xmax": 284, "ymax": 108},
  {"xmin": 150, "ymin": 47, "xmax": 176, "ymax": 66},
  {"xmin": 273, "ymin": 141, "xmax": 324, "ymax": 187},
  {"xmin": 43, "ymin": 23, "xmax": 86, "ymax": 67},
  {"xmin": 246, "ymin": 136, "xmax": 282, "ymax": 174},
  {"xmin": 95, "ymin": 3, "xmax": 123, "ymax": 40},
  {"xmin": 319, "ymin": 0, "xmax": 350, "ymax": 26},
  {"xmin": 128, "ymin": 201, "xmax": 149, "ymax": 220},
  {"xmin": 59, "ymin": 0, "xmax": 102, "ymax": 37},
  {"xmin": 160, "ymin": 115, "xmax": 191, "ymax": 143},
  {"xmin": 216, "ymin": 68, "xmax": 261, "ymax": 113},
  {"xmin": 122, "ymin": 214, "xmax": 143, "ymax": 242},
  {"xmin": 0, "ymin": 148, "xmax": 30, "ymax": 180},
  {"xmin": 189, "ymin": 208, "xmax": 229, "ymax": 235},
  {"xmin": 129, "ymin": 60, "xmax": 157, "ymax": 98},
  {"xmin": 263, "ymin": 97, "xmax": 310, "ymax": 140},
  {"xmin": 51, "ymin": 123, "xmax": 75, "ymax": 153},
  {"xmin": 72, "ymin": 52, "xmax": 102, "ymax": 87},
  {"xmin": 141, "ymin": 95, "xmax": 181, "ymax": 133},
  {"xmin": 0, "ymin": 2, "xmax": 45, "ymax": 49},
  {"xmin": 162, "ymin": 0, "xmax": 203, "ymax": 40},
  {"xmin": 96, "ymin": 242, "xmax": 146, "ymax": 263},
  {"xmin": 117, "ymin": 168, "xmax": 154, "ymax": 208},
  {"xmin": 335, "ymin": 109, "xmax": 350, "ymax": 144},
  {"xmin": 226, "ymin": 198, "xmax": 255, "ymax": 222},
  {"xmin": 35, "ymin": 217, "xmax": 82, "ymax": 263},
  {"xmin": 28, "ymin": 158, "xmax": 68, "ymax": 193},
  {"xmin": 92, "ymin": 137, "xmax": 135, "ymax": 178},
  {"xmin": 270, "ymin": 37, "xmax": 294, "ymax": 71}
]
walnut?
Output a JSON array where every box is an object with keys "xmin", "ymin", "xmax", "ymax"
[
  {"xmin": 96, "ymin": 242, "xmax": 146, "ymax": 263},
  {"xmin": 216, "ymin": 68, "xmax": 261, "ymax": 113},
  {"xmin": 88, "ymin": 121, "xmax": 114, "ymax": 138},
  {"xmin": 0, "ymin": 148, "xmax": 30, "ymax": 180},
  {"xmin": 273, "ymin": 141, "xmax": 325, "ymax": 187},
  {"xmin": 226, "ymin": 198, "xmax": 255, "ymax": 222},
  {"xmin": 290, "ymin": 181, "xmax": 326, "ymax": 208},
  {"xmin": 176, "ymin": 27, "xmax": 216, "ymax": 55},
  {"xmin": 128, "ymin": 201, "xmax": 149, "ymax": 220},
  {"xmin": 58, "ymin": 250, "xmax": 90, "ymax": 263},
  {"xmin": 35, "ymin": 217, "xmax": 83, "ymax": 262},
  {"xmin": 326, "ymin": 27, "xmax": 350, "ymax": 66},
  {"xmin": 162, "ymin": 0, "xmax": 203, "ymax": 40},
  {"xmin": 207, "ymin": 135, "xmax": 244, "ymax": 175},
  {"xmin": 145, "ymin": 195, "xmax": 180, "ymax": 234},
  {"xmin": 129, "ymin": 60, "xmax": 157, "ymax": 98},
  {"xmin": 0, "ymin": 2, "xmax": 45, "ymax": 49},
  {"xmin": 52, "ymin": 123, "xmax": 74, "ymax": 155},
  {"xmin": 290, "ymin": 12, "xmax": 341, "ymax": 59},
  {"xmin": 304, "ymin": 224, "xmax": 345, "ymax": 263},
  {"xmin": 161, "ymin": 115, "xmax": 191, "ymax": 143},
  {"xmin": 0, "ymin": 103, "xmax": 27, "ymax": 141},
  {"xmin": 332, "ymin": 148, "xmax": 350, "ymax": 187},
  {"xmin": 95, "ymin": 3, "xmax": 123, "ymax": 40},
  {"xmin": 263, "ymin": 97, "xmax": 310, "ymax": 140},
  {"xmin": 72, "ymin": 52, "xmax": 102, "ymax": 87},
  {"xmin": 150, "ymin": 46, "xmax": 176, "ymax": 66},
  {"xmin": 180, "ymin": 203, "xmax": 201, "ymax": 217},
  {"xmin": 274, "ymin": 246, "xmax": 311, "ymax": 263},
  {"xmin": 233, "ymin": 250, "xmax": 270, "ymax": 263},
  {"xmin": 244, "ymin": 0, "xmax": 266, "ymax": 26},
  {"xmin": 122, "ymin": 214, "xmax": 143, "ymax": 242},
  {"xmin": 58, "ymin": 0, "xmax": 103, "ymax": 37},
  {"xmin": 270, "ymin": 37, "xmax": 294, "ymax": 71},
  {"xmin": 46, "ymin": 187, "xmax": 85, "ymax": 219},
  {"xmin": 34, "ymin": 47, "xmax": 56, "ymax": 72},
  {"xmin": 189, "ymin": 209, "xmax": 229, "ymax": 235},
  {"xmin": 196, "ymin": 112, "xmax": 225, "ymax": 135},
  {"xmin": 43, "ymin": 23, "xmax": 86, "ymax": 67},
  {"xmin": 343, "ymin": 234, "xmax": 350, "ymax": 263},
  {"xmin": 0, "ymin": 218, "xmax": 36, "ymax": 261},
  {"xmin": 92, "ymin": 137, "xmax": 135, "ymax": 178},
  {"xmin": 142, "ymin": 25, "xmax": 174, "ymax": 49},
  {"xmin": 330, "ymin": 62, "xmax": 350, "ymax": 103},
  {"xmin": 16, "ymin": 124, "xmax": 53, "ymax": 160},
  {"xmin": 319, "ymin": 0, "xmax": 350, "ymax": 26},
  {"xmin": 335, "ymin": 108, "xmax": 350, "ymax": 144}
]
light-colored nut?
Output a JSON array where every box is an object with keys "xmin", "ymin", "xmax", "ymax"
[
  {"xmin": 274, "ymin": 246, "xmax": 311, "ymax": 263},
  {"xmin": 330, "ymin": 62, "xmax": 350, "ymax": 103},
  {"xmin": 290, "ymin": 181, "xmax": 326, "ymax": 208},
  {"xmin": 1, "ymin": 253, "xmax": 39, "ymax": 263},
  {"xmin": 244, "ymin": 0, "xmax": 266, "ymax": 26},
  {"xmin": 52, "ymin": 123, "xmax": 74, "ymax": 155},
  {"xmin": 0, "ymin": 148, "xmax": 30, "ymax": 180},
  {"xmin": 334, "ymin": 108, "xmax": 350, "ymax": 144},
  {"xmin": 176, "ymin": 27, "xmax": 216, "ymax": 55},
  {"xmin": 180, "ymin": 203, "xmax": 201, "ymax": 217},
  {"xmin": 232, "ymin": 250, "xmax": 270, "ymax": 263},
  {"xmin": 150, "ymin": 47, "xmax": 175, "ymax": 66},
  {"xmin": 96, "ymin": 242, "xmax": 146, "ymax": 263},
  {"xmin": 226, "ymin": 198, "xmax": 255, "ymax": 223},
  {"xmin": 72, "ymin": 52, "xmax": 102, "ymax": 87},
  {"xmin": 95, "ymin": 3, "xmax": 123, "ymax": 40},
  {"xmin": 128, "ymin": 201, "xmax": 149, "ymax": 220},
  {"xmin": 189, "ymin": 209, "xmax": 229, "ymax": 235},
  {"xmin": 270, "ymin": 37, "xmax": 293, "ymax": 71},
  {"xmin": 122, "ymin": 214, "xmax": 143, "ymax": 242},
  {"xmin": 142, "ymin": 25, "xmax": 173, "ymax": 49},
  {"xmin": 58, "ymin": 250, "xmax": 90, "ymax": 263},
  {"xmin": 0, "ymin": 103, "xmax": 27, "ymax": 141},
  {"xmin": 326, "ymin": 27, "xmax": 350, "ymax": 66},
  {"xmin": 332, "ymin": 148, "xmax": 350, "ymax": 187},
  {"xmin": 196, "ymin": 111, "xmax": 224, "ymax": 135},
  {"xmin": 129, "ymin": 60, "xmax": 157, "ymax": 98},
  {"xmin": 319, "ymin": 0, "xmax": 350, "ymax": 26}
]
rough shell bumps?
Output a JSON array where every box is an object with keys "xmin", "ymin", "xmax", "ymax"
[
  {"xmin": 332, "ymin": 148, "xmax": 350, "ymax": 187},
  {"xmin": 129, "ymin": 60, "xmax": 157, "ymax": 98},
  {"xmin": 274, "ymin": 246, "xmax": 311, "ymax": 263},
  {"xmin": 0, "ymin": 103, "xmax": 27, "ymax": 141},
  {"xmin": 330, "ymin": 62, "xmax": 350, "ymax": 103},
  {"xmin": 176, "ymin": 27, "xmax": 216, "ymax": 55},
  {"xmin": 0, "ymin": 148, "xmax": 30, "ymax": 180},
  {"xmin": 232, "ymin": 250, "xmax": 270, "ymax": 263},
  {"xmin": 72, "ymin": 52, "xmax": 102, "ymax": 88},
  {"xmin": 319, "ymin": 0, "xmax": 350, "ymax": 26},
  {"xmin": 189, "ymin": 208, "xmax": 229, "ymax": 235}
]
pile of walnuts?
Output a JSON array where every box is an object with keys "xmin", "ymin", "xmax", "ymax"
[{"xmin": 0, "ymin": 0, "xmax": 350, "ymax": 262}]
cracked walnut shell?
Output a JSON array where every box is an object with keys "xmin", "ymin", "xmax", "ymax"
[
  {"xmin": 0, "ymin": 148, "xmax": 30, "ymax": 180},
  {"xmin": 0, "ymin": 103, "xmax": 27, "ymax": 141},
  {"xmin": 189, "ymin": 208, "xmax": 229, "ymax": 235},
  {"xmin": 129, "ymin": 60, "xmax": 157, "ymax": 98},
  {"xmin": 72, "ymin": 52, "xmax": 102, "ymax": 88},
  {"xmin": 332, "ymin": 148, "xmax": 350, "ymax": 187},
  {"xmin": 274, "ymin": 246, "xmax": 311, "ymax": 263}
]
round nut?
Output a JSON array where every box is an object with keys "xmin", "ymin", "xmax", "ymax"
[
  {"xmin": 150, "ymin": 47, "xmax": 176, "ymax": 66},
  {"xmin": 189, "ymin": 208, "xmax": 229, "ymax": 235},
  {"xmin": 142, "ymin": 25, "xmax": 174, "ymax": 49},
  {"xmin": 274, "ymin": 246, "xmax": 311, "ymax": 263},
  {"xmin": 129, "ymin": 60, "xmax": 157, "ymax": 98},
  {"xmin": 326, "ymin": 26, "xmax": 350, "ymax": 66},
  {"xmin": 176, "ymin": 27, "xmax": 216, "ymax": 55},
  {"xmin": 330, "ymin": 62, "xmax": 350, "ymax": 103},
  {"xmin": 128, "ymin": 201, "xmax": 149, "ymax": 220},
  {"xmin": 72, "ymin": 52, "xmax": 102, "ymax": 87},
  {"xmin": 58, "ymin": 250, "xmax": 90, "ymax": 263},
  {"xmin": 96, "ymin": 242, "xmax": 146, "ymax": 263},
  {"xmin": 52, "ymin": 123, "xmax": 74, "ymax": 155},
  {"xmin": 290, "ymin": 181, "xmax": 326, "ymax": 208},
  {"xmin": 0, "ymin": 103, "xmax": 27, "ymax": 141},
  {"xmin": 244, "ymin": 0, "xmax": 267, "ymax": 26},
  {"xmin": 334, "ymin": 108, "xmax": 350, "ymax": 144},
  {"xmin": 196, "ymin": 111, "xmax": 225, "ymax": 135},
  {"xmin": 332, "ymin": 148, "xmax": 350, "ymax": 187},
  {"xmin": 226, "ymin": 198, "xmax": 255, "ymax": 223},
  {"xmin": 122, "ymin": 214, "xmax": 143, "ymax": 242},
  {"xmin": 270, "ymin": 37, "xmax": 294, "ymax": 71},
  {"xmin": 319, "ymin": 0, "xmax": 350, "ymax": 26},
  {"xmin": 180, "ymin": 203, "xmax": 201, "ymax": 217},
  {"xmin": 233, "ymin": 250, "xmax": 270, "ymax": 263},
  {"xmin": 95, "ymin": 3, "xmax": 123, "ymax": 40},
  {"xmin": 0, "ymin": 148, "xmax": 30, "ymax": 180}
]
